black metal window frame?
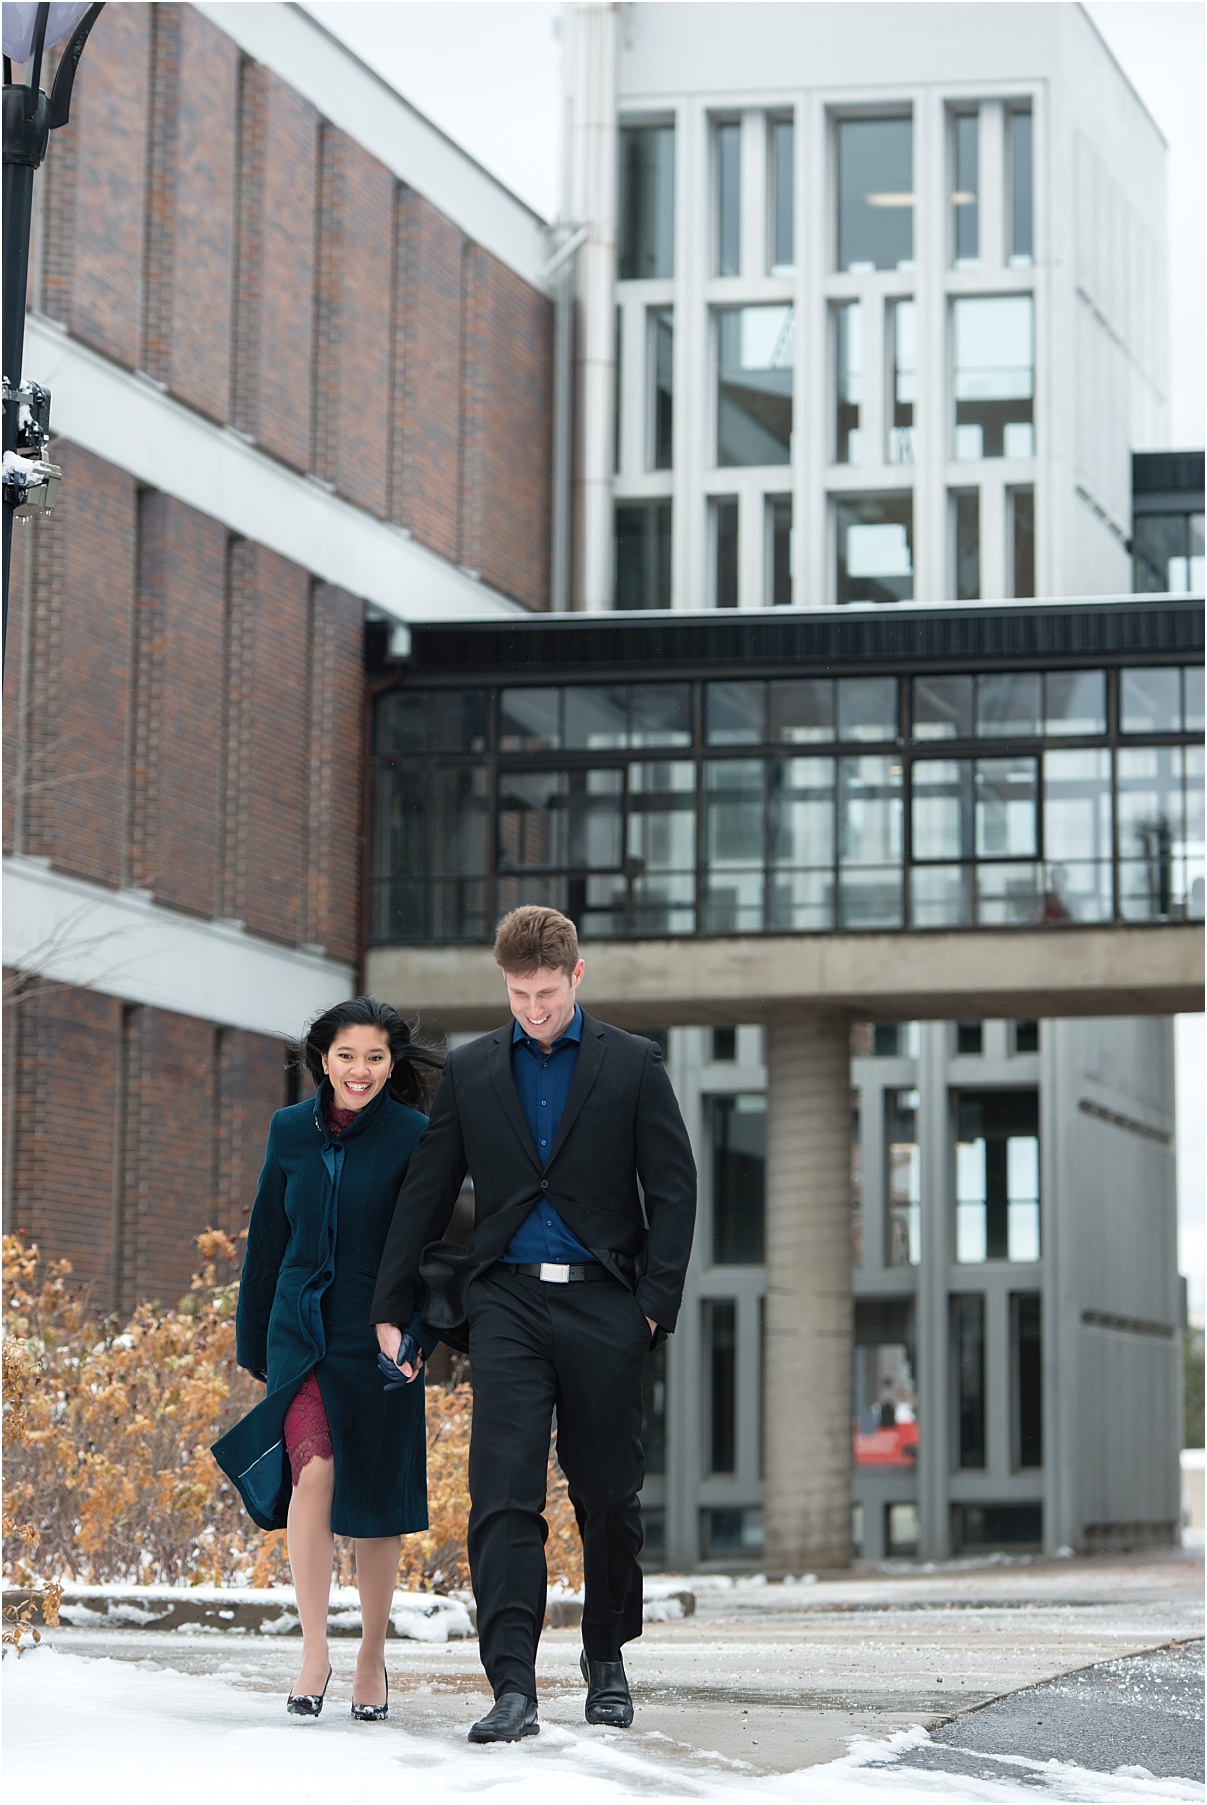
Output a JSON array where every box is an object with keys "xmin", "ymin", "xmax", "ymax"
[{"xmin": 369, "ymin": 662, "xmax": 1204, "ymax": 946}]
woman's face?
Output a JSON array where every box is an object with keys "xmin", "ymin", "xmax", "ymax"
[{"xmin": 321, "ymin": 1025, "xmax": 393, "ymax": 1111}]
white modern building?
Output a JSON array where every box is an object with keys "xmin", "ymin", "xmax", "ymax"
[
  {"xmin": 556, "ymin": 1, "xmax": 1188, "ymax": 1565},
  {"xmin": 566, "ymin": 0, "xmax": 1167, "ymax": 615}
]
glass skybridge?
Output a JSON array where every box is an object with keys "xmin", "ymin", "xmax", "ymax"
[{"xmin": 367, "ymin": 596, "xmax": 1204, "ymax": 947}]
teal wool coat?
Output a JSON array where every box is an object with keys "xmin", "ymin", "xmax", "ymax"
[{"xmin": 211, "ymin": 1082, "xmax": 432, "ymax": 1537}]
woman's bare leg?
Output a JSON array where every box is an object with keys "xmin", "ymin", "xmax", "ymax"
[
  {"xmin": 353, "ymin": 1536, "xmax": 401, "ymax": 1706},
  {"xmin": 286, "ymin": 1455, "xmax": 336, "ymax": 1695}
]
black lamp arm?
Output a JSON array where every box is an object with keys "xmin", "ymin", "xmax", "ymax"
[{"xmin": 48, "ymin": 3, "xmax": 105, "ymax": 131}]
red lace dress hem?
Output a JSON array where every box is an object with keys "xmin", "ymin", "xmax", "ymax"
[{"xmin": 284, "ymin": 1372, "xmax": 333, "ymax": 1483}]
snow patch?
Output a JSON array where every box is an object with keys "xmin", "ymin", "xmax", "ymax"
[{"xmin": 6, "ymin": 1650, "xmax": 1203, "ymax": 1804}]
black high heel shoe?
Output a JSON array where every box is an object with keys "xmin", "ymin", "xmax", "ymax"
[
  {"xmin": 287, "ymin": 1664, "xmax": 332, "ymax": 1718},
  {"xmin": 352, "ymin": 1664, "xmax": 389, "ymax": 1722}
]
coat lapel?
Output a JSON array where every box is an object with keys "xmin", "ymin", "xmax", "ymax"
[
  {"xmin": 486, "ymin": 1029, "xmax": 541, "ymax": 1169},
  {"xmin": 546, "ymin": 1015, "xmax": 606, "ymax": 1168}
]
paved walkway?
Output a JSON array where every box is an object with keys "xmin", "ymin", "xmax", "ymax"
[{"xmin": 39, "ymin": 1549, "xmax": 1204, "ymax": 1784}]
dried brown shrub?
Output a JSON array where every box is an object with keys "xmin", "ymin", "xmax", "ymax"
[{"xmin": 2, "ymin": 1235, "xmax": 583, "ymax": 1601}]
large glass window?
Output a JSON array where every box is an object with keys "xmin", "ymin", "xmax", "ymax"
[
  {"xmin": 835, "ymin": 301, "xmax": 862, "ymax": 463},
  {"xmin": 619, "ymin": 123, "xmax": 674, "ymax": 279},
  {"xmin": 955, "ymin": 1090, "xmax": 1040, "ymax": 1263},
  {"xmin": 1011, "ymin": 1293, "xmax": 1043, "ymax": 1469},
  {"xmin": 704, "ymin": 1298, "xmax": 737, "ymax": 1472},
  {"xmin": 615, "ymin": 500, "xmax": 671, "ymax": 609},
  {"xmin": 952, "ymin": 110, "xmax": 979, "ymax": 266},
  {"xmin": 954, "ymin": 490, "xmax": 980, "ymax": 600},
  {"xmin": 628, "ymin": 760, "xmax": 696, "ymax": 932},
  {"xmin": 1133, "ymin": 512, "xmax": 1205, "ymax": 594},
  {"xmin": 769, "ymin": 756, "xmax": 835, "ymax": 930},
  {"xmin": 716, "ymin": 119, "xmax": 741, "ymax": 276},
  {"xmin": 376, "ymin": 688, "xmax": 489, "ymax": 754},
  {"xmin": 952, "ymin": 1294, "xmax": 986, "ymax": 1467},
  {"xmin": 704, "ymin": 759, "xmax": 765, "ymax": 931},
  {"xmin": 888, "ymin": 299, "xmax": 916, "ymax": 464},
  {"xmin": 1042, "ymin": 749, "xmax": 1112, "ymax": 922},
  {"xmin": 707, "ymin": 681, "xmax": 765, "ymax": 745},
  {"xmin": 836, "ymin": 116, "xmax": 914, "ymax": 272},
  {"xmin": 838, "ymin": 755, "xmax": 904, "ymax": 928},
  {"xmin": 371, "ymin": 667, "xmax": 1201, "ymax": 944},
  {"xmin": 770, "ymin": 116, "xmax": 794, "ymax": 274},
  {"xmin": 1009, "ymin": 107, "xmax": 1033, "ymax": 266},
  {"xmin": 717, "ymin": 305, "xmax": 794, "ymax": 466},
  {"xmin": 1118, "ymin": 743, "xmax": 1202, "ymax": 921},
  {"xmin": 1011, "ymin": 487, "xmax": 1035, "ymax": 597},
  {"xmin": 836, "ymin": 495, "xmax": 914, "ymax": 605},
  {"xmin": 768, "ymin": 496, "xmax": 792, "ymax": 606},
  {"xmin": 954, "ymin": 297, "xmax": 1035, "ymax": 459},
  {"xmin": 886, "ymin": 1088, "xmax": 921, "ymax": 1266},
  {"xmin": 709, "ymin": 1093, "xmax": 766, "ymax": 1262},
  {"xmin": 650, "ymin": 308, "xmax": 674, "ymax": 470},
  {"xmin": 912, "ymin": 676, "xmax": 973, "ymax": 742},
  {"xmin": 853, "ymin": 1299, "xmax": 917, "ymax": 1469},
  {"xmin": 713, "ymin": 497, "xmax": 739, "ymax": 608}
]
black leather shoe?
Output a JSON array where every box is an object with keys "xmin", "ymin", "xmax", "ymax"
[
  {"xmin": 352, "ymin": 1664, "xmax": 389, "ymax": 1721},
  {"xmin": 580, "ymin": 1651, "xmax": 634, "ymax": 1728},
  {"xmin": 287, "ymin": 1664, "xmax": 332, "ymax": 1718},
  {"xmin": 467, "ymin": 1691, "xmax": 540, "ymax": 1743}
]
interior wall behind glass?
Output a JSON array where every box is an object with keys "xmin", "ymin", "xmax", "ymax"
[{"xmin": 836, "ymin": 116, "xmax": 914, "ymax": 272}]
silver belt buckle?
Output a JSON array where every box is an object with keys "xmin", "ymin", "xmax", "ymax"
[{"xmin": 539, "ymin": 1262, "xmax": 571, "ymax": 1284}]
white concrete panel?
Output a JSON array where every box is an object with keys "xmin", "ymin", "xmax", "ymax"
[
  {"xmin": 24, "ymin": 316, "xmax": 521, "ymax": 627},
  {"xmin": 194, "ymin": 2, "xmax": 550, "ymax": 287},
  {"xmin": 3, "ymin": 856, "xmax": 353, "ymax": 1038}
]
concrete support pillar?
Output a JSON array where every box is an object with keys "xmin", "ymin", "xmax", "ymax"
[{"xmin": 764, "ymin": 1014, "xmax": 854, "ymax": 1572}]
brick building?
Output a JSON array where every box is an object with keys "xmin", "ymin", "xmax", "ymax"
[{"xmin": 3, "ymin": 2, "xmax": 555, "ymax": 1312}]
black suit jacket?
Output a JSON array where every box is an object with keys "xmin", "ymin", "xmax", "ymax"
[{"xmin": 370, "ymin": 1011, "xmax": 697, "ymax": 1350}]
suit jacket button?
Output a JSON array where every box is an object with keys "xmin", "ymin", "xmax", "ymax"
[{"xmin": 540, "ymin": 1179, "xmax": 549, "ymax": 1190}]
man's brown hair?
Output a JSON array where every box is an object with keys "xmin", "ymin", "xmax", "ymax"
[{"xmin": 493, "ymin": 905, "xmax": 580, "ymax": 977}]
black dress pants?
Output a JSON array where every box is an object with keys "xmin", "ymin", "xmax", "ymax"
[{"xmin": 465, "ymin": 1266, "xmax": 649, "ymax": 1700}]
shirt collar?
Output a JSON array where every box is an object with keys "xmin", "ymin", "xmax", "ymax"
[{"xmin": 512, "ymin": 1001, "xmax": 583, "ymax": 1052}]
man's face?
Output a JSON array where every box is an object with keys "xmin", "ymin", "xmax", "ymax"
[{"xmin": 503, "ymin": 961, "xmax": 585, "ymax": 1049}]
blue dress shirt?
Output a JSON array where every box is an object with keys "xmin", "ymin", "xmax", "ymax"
[{"xmin": 501, "ymin": 1002, "xmax": 597, "ymax": 1265}]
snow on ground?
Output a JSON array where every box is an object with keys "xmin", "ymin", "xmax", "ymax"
[{"xmin": 4, "ymin": 1649, "xmax": 1202, "ymax": 1805}]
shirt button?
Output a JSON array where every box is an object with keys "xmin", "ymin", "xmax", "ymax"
[{"xmin": 540, "ymin": 1100, "xmax": 547, "ymax": 1107}]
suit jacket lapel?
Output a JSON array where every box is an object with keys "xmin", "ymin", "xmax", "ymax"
[
  {"xmin": 486, "ymin": 1030, "xmax": 541, "ymax": 1170},
  {"xmin": 546, "ymin": 1016, "xmax": 606, "ymax": 1168}
]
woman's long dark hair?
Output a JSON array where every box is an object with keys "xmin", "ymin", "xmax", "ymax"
[{"xmin": 299, "ymin": 996, "xmax": 444, "ymax": 1111}]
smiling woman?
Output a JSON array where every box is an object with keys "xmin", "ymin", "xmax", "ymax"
[{"xmin": 211, "ymin": 996, "xmax": 443, "ymax": 1722}]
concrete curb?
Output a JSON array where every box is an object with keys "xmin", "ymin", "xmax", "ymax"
[{"xmin": 3, "ymin": 1583, "xmax": 696, "ymax": 1639}]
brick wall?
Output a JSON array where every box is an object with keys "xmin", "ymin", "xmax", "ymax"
[
  {"xmin": 231, "ymin": 62, "xmax": 319, "ymax": 469},
  {"xmin": 4, "ymin": 982, "xmax": 123, "ymax": 1298},
  {"xmin": 3, "ymin": 982, "xmax": 290, "ymax": 1313},
  {"xmin": 223, "ymin": 542, "xmax": 311, "ymax": 943},
  {"xmin": 18, "ymin": 443, "xmax": 137, "ymax": 888},
  {"xmin": 143, "ymin": 6, "xmax": 240, "ymax": 418},
  {"xmin": 41, "ymin": 4, "xmax": 150, "ymax": 367},
  {"xmin": 313, "ymin": 129, "xmax": 394, "ymax": 517},
  {"xmin": 471, "ymin": 255, "xmax": 554, "ymax": 607},
  {"xmin": 129, "ymin": 491, "xmax": 227, "ymax": 914},
  {"xmin": 214, "ymin": 1027, "xmax": 292, "ymax": 1242},
  {"xmin": 393, "ymin": 188, "xmax": 465, "ymax": 565}
]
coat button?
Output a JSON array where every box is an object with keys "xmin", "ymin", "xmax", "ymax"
[{"xmin": 540, "ymin": 1179, "xmax": 549, "ymax": 1190}]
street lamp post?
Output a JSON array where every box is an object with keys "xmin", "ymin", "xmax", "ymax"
[{"xmin": 2, "ymin": 0, "xmax": 104, "ymax": 661}]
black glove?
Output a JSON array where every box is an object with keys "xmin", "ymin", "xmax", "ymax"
[{"xmin": 377, "ymin": 1335, "xmax": 421, "ymax": 1390}]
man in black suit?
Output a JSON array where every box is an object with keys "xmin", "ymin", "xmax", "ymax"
[{"xmin": 372, "ymin": 905, "xmax": 696, "ymax": 1743}]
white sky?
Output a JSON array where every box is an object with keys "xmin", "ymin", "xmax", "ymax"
[{"xmin": 304, "ymin": 0, "xmax": 1205, "ymax": 1309}]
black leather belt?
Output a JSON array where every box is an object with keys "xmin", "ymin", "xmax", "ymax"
[{"xmin": 498, "ymin": 1260, "xmax": 608, "ymax": 1284}]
